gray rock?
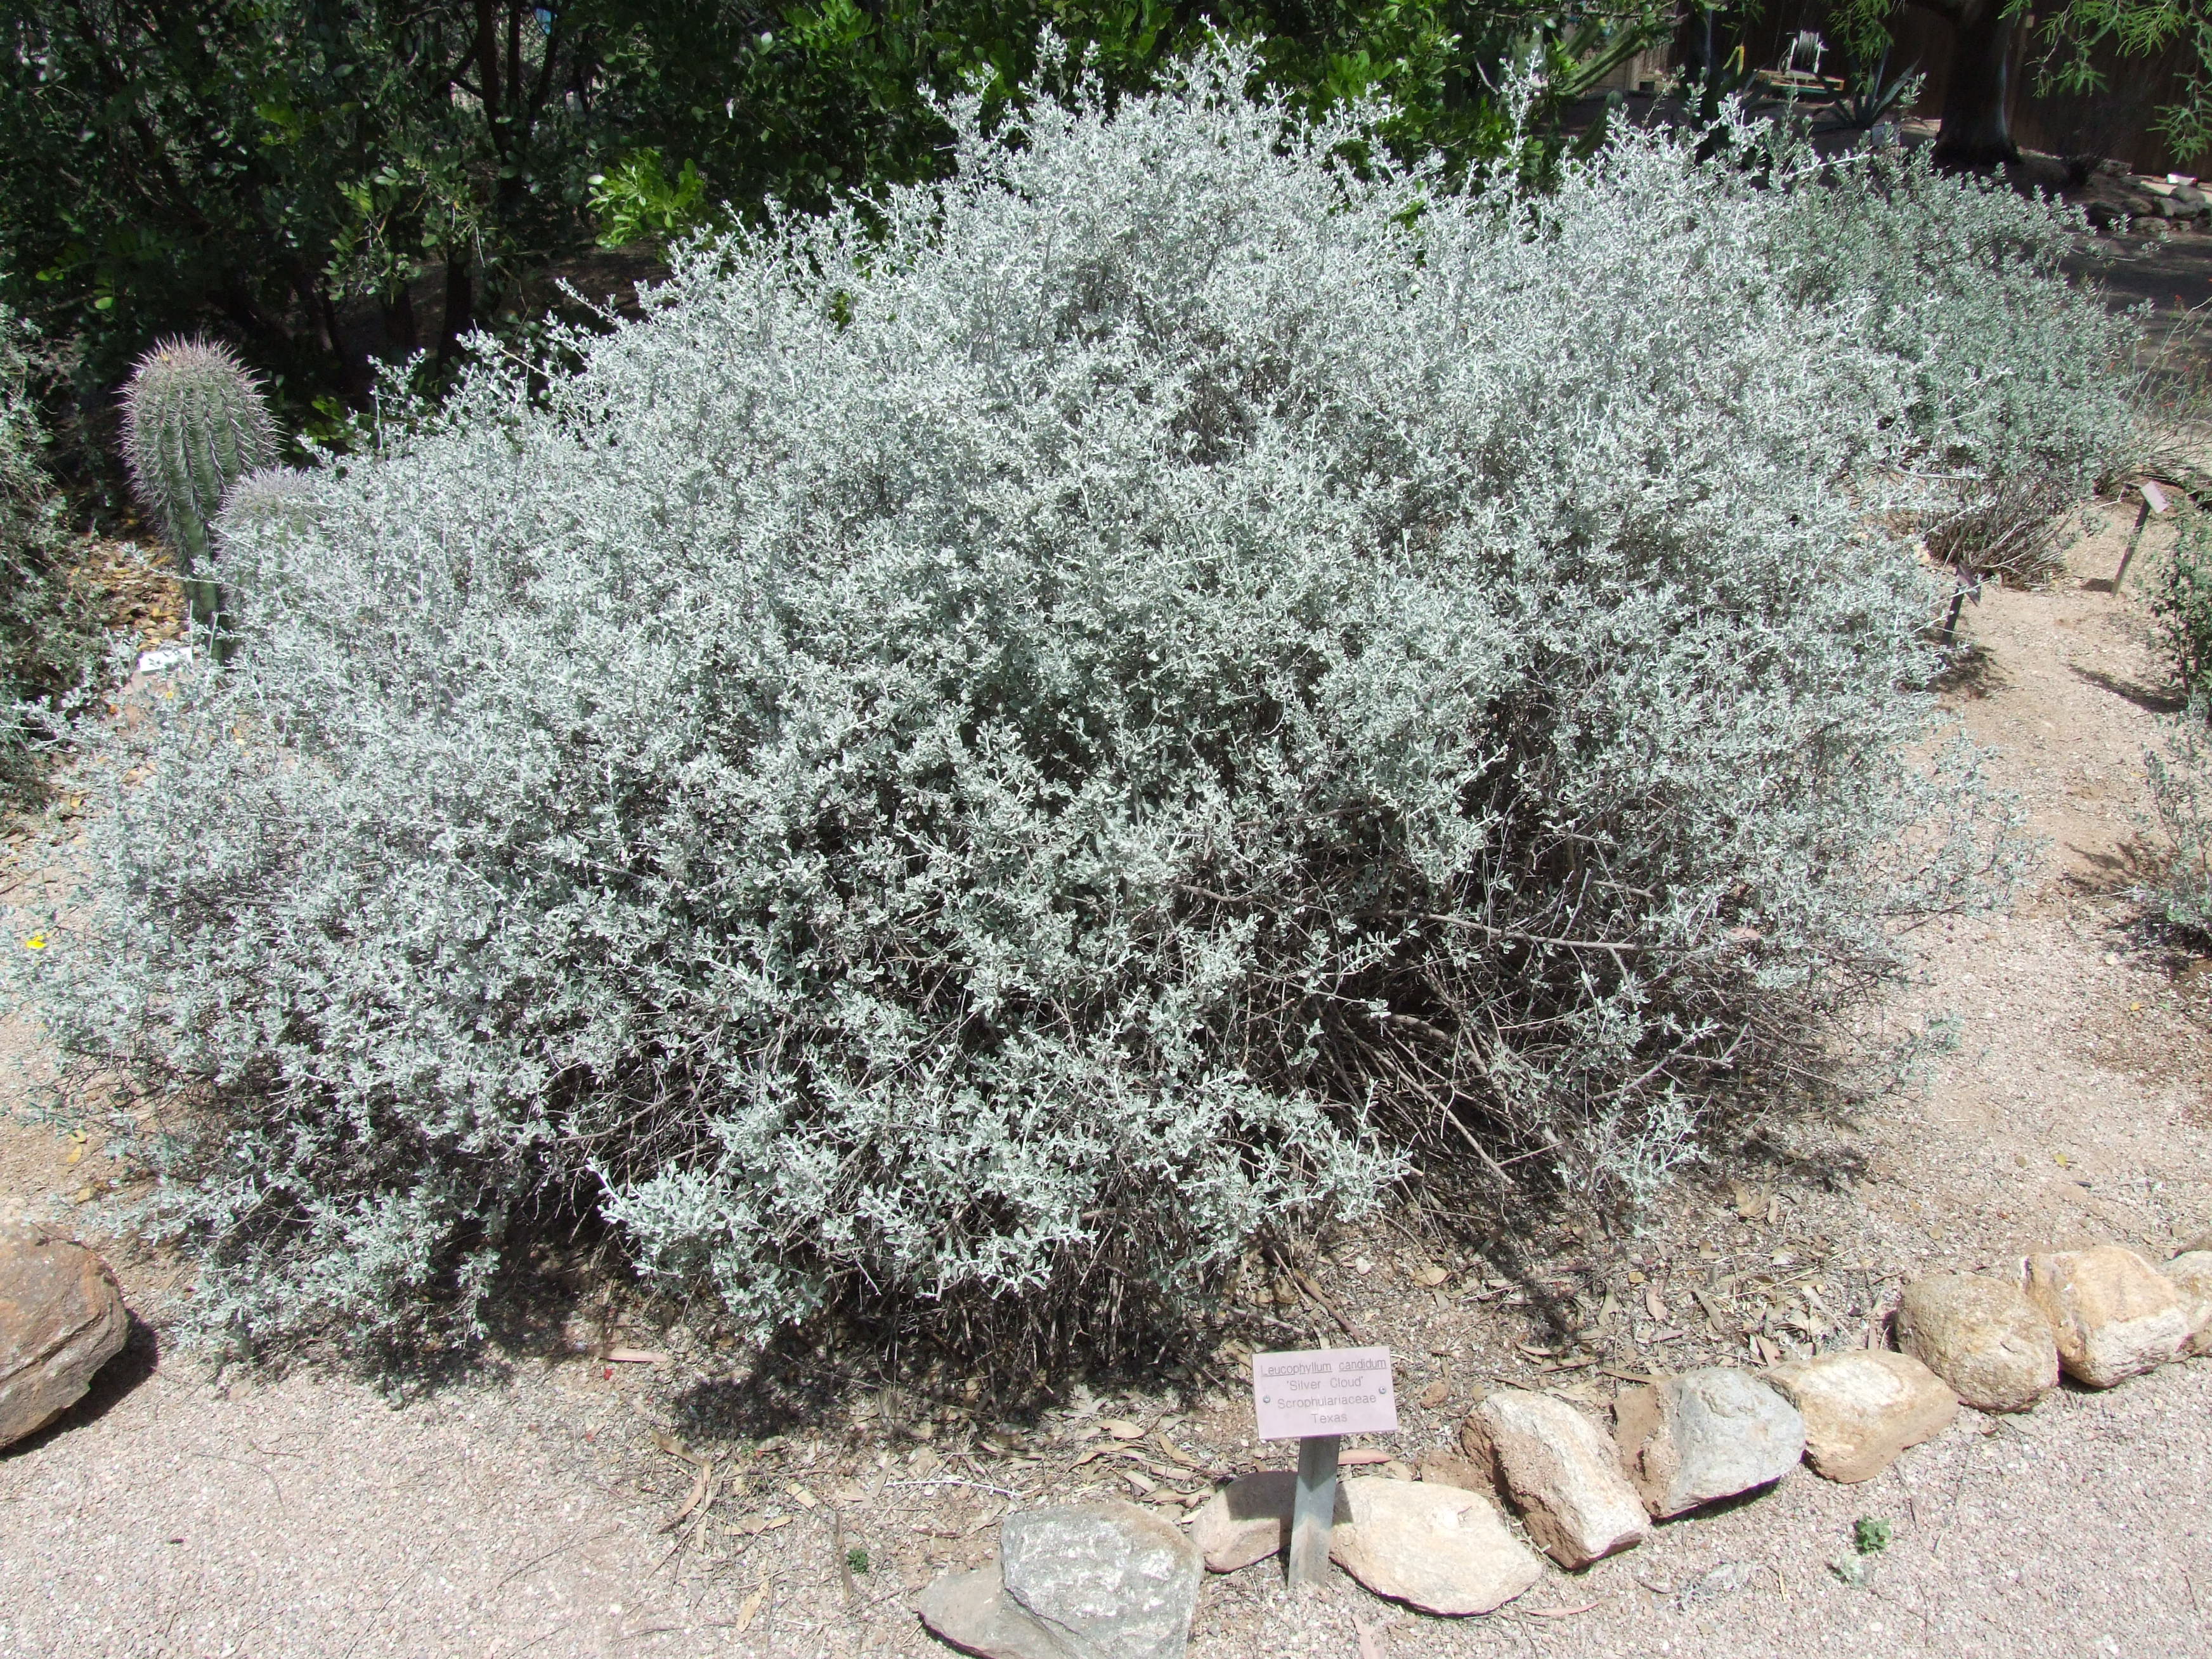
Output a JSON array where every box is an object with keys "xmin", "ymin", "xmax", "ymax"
[
  {"xmin": 1187, "ymin": 1471, "xmax": 1292, "ymax": 1572},
  {"xmin": 1000, "ymin": 1502, "xmax": 1202, "ymax": 1659},
  {"xmin": 1894, "ymin": 1273, "xmax": 2058, "ymax": 1412},
  {"xmin": 1327, "ymin": 1476, "xmax": 1542, "ymax": 1615},
  {"xmin": 0, "ymin": 1230, "xmax": 129, "ymax": 1449},
  {"xmin": 917, "ymin": 1566, "xmax": 1067, "ymax": 1659},
  {"xmin": 1613, "ymin": 1369, "xmax": 1803, "ymax": 1518}
]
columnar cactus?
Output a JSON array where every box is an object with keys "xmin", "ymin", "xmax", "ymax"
[
  {"xmin": 120, "ymin": 336, "xmax": 275, "ymax": 642},
  {"xmin": 217, "ymin": 465, "xmax": 316, "ymax": 545}
]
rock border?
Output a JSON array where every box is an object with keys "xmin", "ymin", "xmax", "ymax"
[{"xmin": 916, "ymin": 1237, "xmax": 2210, "ymax": 1658}]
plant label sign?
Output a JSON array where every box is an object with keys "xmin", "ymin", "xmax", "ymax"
[{"xmin": 1251, "ymin": 1346, "xmax": 1398, "ymax": 1440}]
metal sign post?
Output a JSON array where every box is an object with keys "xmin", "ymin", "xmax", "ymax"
[
  {"xmin": 1251, "ymin": 1344, "xmax": 1398, "ymax": 1589},
  {"xmin": 2115, "ymin": 477, "xmax": 2173, "ymax": 594},
  {"xmin": 1288, "ymin": 1432, "xmax": 1341, "ymax": 1587}
]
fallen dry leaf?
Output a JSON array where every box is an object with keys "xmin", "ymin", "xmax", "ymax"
[
  {"xmin": 734, "ymin": 1579, "xmax": 770, "ymax": 1633},
  {"xmin": 788, "ymin": 1483, "xmax": 819, "ymax": 1510},
  {"xmin": 604, "ymin": 1346, "xmax": 667, "ymax": 1363},
  {"xmin": 1339, "ymin": 1448, "xmax": 1392, "ymax": 1466},
  {"xmin": 1410, "ymin": 1264, "xmax": 1448, "ymax": 1287},
  {"xmin": 1100, "ymin": 1419, "xmax": 1145, "ymax": 1440},
  {"xmin": 1150, "ymin": 1431, "xmax": 1199, "ymax": 1468},
  {"xmin": 1643, "ymin": 1285, "xmax": 1670, "ymax": 1322},
  {"xmin": 1355, "ymin": 1613, "xmax": 1386, "ymax": 1659},
  {"xmin": 663, "ymin": 1461, "xmax": 713, "ymax": 1532},
  {"xmin": 1417, "ymin": 1380, "xmax": 1450, "ymax": 1409}
]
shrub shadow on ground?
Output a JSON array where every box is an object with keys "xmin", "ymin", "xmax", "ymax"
[
  {"xmin": 2067, "ymin": 662, "xmax": 2187, "ymax": 715},
  {"xmin": 1933, "ymin": 641, "xmax": 2007, "ymax": 700},
  {"xmin": 2058, "ymin": 835, "xmax": 2171, "ymax": 899},
  {"xmin": 0, "ymin": 1309, "xmax": 159, "ymax": 1458}
]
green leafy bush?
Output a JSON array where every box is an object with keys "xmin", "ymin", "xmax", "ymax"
[
  {"xmin": 13, "ymin": 55, "xmax": 2121, "ymax": 1355},
  {"xmin": 588, "ymin": 152, "xmax": 710, "ymax": 252},
  {"xmin": 0, "ymin": 309, "xmax": 97, "ymax": 804}
]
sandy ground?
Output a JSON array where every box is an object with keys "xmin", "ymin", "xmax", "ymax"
[{"xmin": 3, "ymin": 501, "xmax": 2210, "ymax": 1658}]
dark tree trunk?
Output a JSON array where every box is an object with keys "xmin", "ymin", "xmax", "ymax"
[
  {"xmin": 307, "ymin": 275, "xmax": 373, "ymax": 401},
  {"xmin": 1929, "ymin": 0, "xmax": 2020, "ymax": 169},
  {"xmin": 381, "ymin": 282, "xmax": 420, "ymax": 361},
  {"xmin": 436, "ymin": 248, "xmax": 474, "ymax": 380}
]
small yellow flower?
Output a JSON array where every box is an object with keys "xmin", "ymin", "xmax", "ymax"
[{"xmin": 22, "ymin": 932, "xmax": 46, "ymax": 951}]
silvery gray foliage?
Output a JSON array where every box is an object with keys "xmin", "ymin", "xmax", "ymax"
[
  {"xmin": 2145, "ymin": 705, "xmax": 2212, "ymax": 936},
  {"xmin": 1769, "ymin": 153, "xmax": 2140, "ymax": 583},
  {"xmin": 8, "ymin": 51, "xmax": 2109, "ymax": 1350}
]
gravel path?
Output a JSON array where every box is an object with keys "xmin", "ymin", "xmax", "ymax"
[{"xmin": 4, "ymin": 507, "xmax": 2209, "ymax": 1659}]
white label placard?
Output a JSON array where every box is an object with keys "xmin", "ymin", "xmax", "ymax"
[{"xmin": 1251, "ymin": 1346, "xmax": 1398, "ymax": 1440}]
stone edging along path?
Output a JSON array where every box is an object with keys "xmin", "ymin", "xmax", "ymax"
[{"xmin": 914, "ymin": 1240, "xmax": 2212, "ymax": 1659}]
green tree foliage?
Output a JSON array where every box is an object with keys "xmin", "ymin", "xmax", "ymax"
[
  {"xmin": 0, "ymin": 309, "xmax": 98, "ymax": 805},
  {"xmin": 1837, "ymin": 0, "xmax": 2212, "ymax": 167},
  {"xmin": 2021, "ymin": 0, "xmax": 2212, "ymax": 163},
  {"xmin": 0, "ymin": 1, "xmax": 623, "ymax": 417},
  {"xmin": 0, "ymin": 1, "xmax": 1665, "ymax": 424}
]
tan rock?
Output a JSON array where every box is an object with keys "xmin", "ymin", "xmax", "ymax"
[
  {"xmin": 1461, "ymin": 1389, "xmax": 1648, "ymax": 1568},
  {"xmin": 2021, "ymin": 1247, "xmax": 2188, "ymax": 1388},
  {"xmin": 2163, "ymin": 1252, "xmax": 2212, "ymax": 1358},
  {"xmin": 1894, "ymin": 1273, "xmax": 2058, "ymax": 1412},
  {"xmin": 1766, "ymin": 1351, "xmax": 1958, "ymax": 1483},
  {"xmin": 1188, "ymin": 1472, "xmax": 1292, "ymax": 1571},
  {"xmin": 1613, "ymin": 1369, "xmax": 1802, "ymax": 1518},
  {"xmin": 0, "ymin": 1230, "xmax": 130, "ymax": 1448},
  {"xmin": 1327, "ymin": 1476, "xmax": 1542, "ymax": 1616},
  {"xmin": 1417, "ymin": 1453, "xmax": 1486, "ymax": 1492}
]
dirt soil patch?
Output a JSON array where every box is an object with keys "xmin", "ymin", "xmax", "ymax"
[{"xmin": 4, "ymin": 502, "xmax": 2209, "ymax": 1656}]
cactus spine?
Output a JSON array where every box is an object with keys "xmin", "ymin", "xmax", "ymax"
[{"xmin": 121, "ymin": 336, "xmax": 276, "ymax": 646}]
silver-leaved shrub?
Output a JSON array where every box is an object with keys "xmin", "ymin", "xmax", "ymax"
[
  {"xmin": 7, "ymin": 51, "xmax": 2126, "ymax": 1349},
  {"xmin": 1771, "ymin": 150, "xmax": 2139, "ymax": 583}
]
